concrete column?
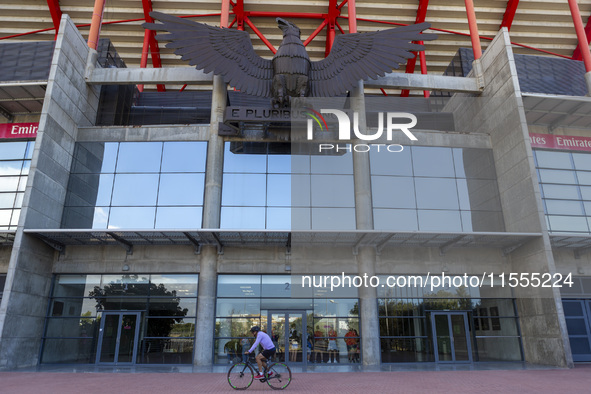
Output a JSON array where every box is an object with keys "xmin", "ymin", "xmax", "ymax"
[
  {"xmin": 357, "ymin": 246, "xmax": 380, "ymax": 366},
  {"xmin": 350, "ymin": 81, "xmax": 374, "ymax": 230},
  {"xmin": 0, "ymin": 15, "xmax": 100, "ymax": 369},
  {"xmin": 585, "ymin": 72, "xmax": 591, "ymax": 97},
  {"xmin": 202, "ymin": 75, "xmax": 227, "ymax": 229},
  {"xmin": 194, "ymin": 245, "xmax": 218, "ymax": 366},
  {"xmin": 194, "ymin": 74, "xmax": 226, "ymax": 366},
  {"xmin": 350, "ymin": 80, "xmax": 380, "ymax": 366}
]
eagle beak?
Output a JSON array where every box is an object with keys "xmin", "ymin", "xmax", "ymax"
[{"xmin": 276, "ymin": 17, "xmax": 288, "ymax": 27}]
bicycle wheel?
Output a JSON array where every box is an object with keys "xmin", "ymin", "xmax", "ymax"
[
  {"xmin": 265, "ymin": 362, "xmax": 292, "ymax": 390},
  {"xmin": 227, "ymin": 362, "xmax": 255, "ymax": 390}
]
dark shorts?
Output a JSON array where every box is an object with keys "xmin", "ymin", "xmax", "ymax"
[{"xmin": 261, "ymin": 348, "xmax": 276, "ymax": 360}]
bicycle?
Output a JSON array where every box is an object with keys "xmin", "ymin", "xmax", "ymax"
[{"xmin": 227, "ymin": 355, "xmax": 292, "ymax": 390}]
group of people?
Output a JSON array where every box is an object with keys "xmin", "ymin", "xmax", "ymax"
[
  {"xmin": 306, "ymin": 326, "xmax": 359, "ymax": 364},
  {"xmin": 225, "ymin": 325, "xmax": 360, "ymax": 372}
]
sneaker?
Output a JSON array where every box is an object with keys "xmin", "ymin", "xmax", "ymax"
[
  {"xmin": 267, "ymin": 371, "xmax": 274, "ymax": 377},
  {"xmin": 255, "ymin": 374, "xmax": 264, "ymax": 379}
]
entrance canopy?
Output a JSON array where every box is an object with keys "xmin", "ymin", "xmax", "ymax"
[{"xmin": 24, "ymin": 229, "xmax": 541, "ymax": 256}]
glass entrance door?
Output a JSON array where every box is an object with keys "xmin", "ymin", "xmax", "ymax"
[
  {"xmin": 431, "ymin": 312, "xmax": 472, "ymax": 363},
  {"xmin": 268, "ymin": 311, "xmax": 306, "ymax": 365},
  {"xmin": 96, "ymin": 312, "xmax": 141, "ymax": 364}
]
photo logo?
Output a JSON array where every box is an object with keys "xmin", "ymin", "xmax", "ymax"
[
  {"xmin": 306, "ymin": 109, "xmax": 418, "ymax": 141},
  {"xmin": 303, "ymin": 107, "xmax": 328, "ymax": 132},
  {"xmin": 305, "ymin": 109, "xmax": 417, "ymax": 153}
]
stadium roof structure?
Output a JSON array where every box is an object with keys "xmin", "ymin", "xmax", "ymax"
[{"xmin": 0, "ymin": 0, "xmax": 590, "ymax": 95}]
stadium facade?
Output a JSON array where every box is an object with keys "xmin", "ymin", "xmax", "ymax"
[{"xmin": 0, "ymin": 0, "xmax": 591, "ymax": 370}]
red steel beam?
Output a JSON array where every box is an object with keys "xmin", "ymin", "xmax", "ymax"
[
  {"xmin": 573, "ymin": 15, "xmax": 591, "ymax": 61},
  {"xmin": 138, "ymin": 30, "xmax": 150, "ymax": 92},
  {"xmin": 244, "ymin": 11, "xmax": 325, "ymax": 19},
  {"xmin": 221, "ymin": 0, "xmax": 231, "ymax": 28},
  {"xmin": 348, "ymin": 0, "xmax": 357, "ymax": 33},
  {"xmin": 568, "ymin": 0, "xmax": 591, "ymax": 72},
  {"xmin": 500, "ymin": 0, "xmax": 519, "ymax": 31},
  {"xmin": 46, "ymin": 0, "xmax": 62, "ymax": 40},
  {"xmin": 464, "ymin": 0, "xmax": 482, "ymax": 59},
  {"xmin": 401, "ymin": 0, "xmax": 430, "ymax": 97},
  {"xmin": 141, "ymin": 0, "xmax": 165, "ymax": 91},
  {"xmin": 303, "ymin": 19, "xmax": 328, "ymax": 46},
  {"xmin": 87, "ymin": 0, "xmax": 106, "ymax": 50},
  {"xmin": 325, "ymin": 0, "xmax": 340, "ymax": 56},
  {"xmin": 245, "ymin": 17, "xmax": 277, "ymax": 53},
  {"xmin": 233, "ymin": 0, "xmax": 245, "ymax": 30},
  {"xmin": 418, "ymin": 45, "xmax": 429, "ymax": 97}
]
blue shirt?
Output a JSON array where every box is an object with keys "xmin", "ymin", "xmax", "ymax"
[{"xmin": 248, "ymin": 331, "xmax": 275, "ymax": 353}]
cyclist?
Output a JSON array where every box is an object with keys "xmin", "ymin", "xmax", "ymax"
[{"xmin": 244, "ymin": 326, "xmax": 276, "ymax": 380}]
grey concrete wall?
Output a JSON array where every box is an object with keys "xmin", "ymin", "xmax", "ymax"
[
  {"xmin": 554, "ymin": 251, "xmax": 591, "ymax": 277},
  {"xmin": 0, "ymin": 247, "xmax": 11, "ymax": 273},
  {"xmin": 57, "ymin": 243, "xmax": 510, "ymax": 277},
  {"xmin": 445, "ymin": 28, "xmax": 572, "ymax": 367},
  {"xmin": 0, "ymin": 14, "xmax": 100, "ymax": 369},
  {"xmin": 77, "ymin": 125, "xmax": 210, "ymax": 142}
]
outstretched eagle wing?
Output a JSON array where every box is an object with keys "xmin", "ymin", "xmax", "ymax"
[
  {"xmin": 144, "ymin": 11, "xmax": 274, "ymax": 97},
  {"xmin": 309, "ymin": 23, "xmax": 437, "ymax": 97}
]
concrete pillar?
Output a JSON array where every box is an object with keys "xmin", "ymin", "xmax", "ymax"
[
  {"xmin": 350, "ymin": 81, "xmax": 374, "ymax": 231},
  {"xmin": 194, "ymin": 74, "xmax": 227, "ymax": 366},
  {"xmin": 357, "ymin": 246, "xmax": 380, "ymax": 366},
  {"xmin": 202, "ymin": 75, "xmax": 227, "ymax": 229},
  {"xmin": 585, "ymin": 72, "xmax": 591, "ymax": 97},
  {"xmin": 194, "ymin": 245, "xmax": 218, "ymax": 366},
  {"xmin": 0, "ymin": 15, "xmax": 100, "ymax": 369},
  {"xmin": 350, "ymin": 80, "xmax": 380, "ymax": 366}
]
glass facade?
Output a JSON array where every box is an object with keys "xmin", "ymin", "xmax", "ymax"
[
  {"xmin": 377, "ymin": 276, "xmax": 522, "ymax": 363},
  {"xmin": 0, "ymin": 140, "xmax": 34, "ymax": 230},
  {"xmin": 215, "ymin": 274, "xmax": 360, "ymax": 364},
  {"xmin": 221, "ymin": 142, "xmax": 355, "ymax": 230},
  {"xmin": 371, "ymin": 147, "xmax": 504, "ymax": 232},
  {"xmin": 62, "ymin": 142, "xmax": 207, "ymax": 229},
  {"xmin": 534, "ymin": 149, "xmax": 591, "ymax": 233},
  {"xmin": 41, "ymin": 274, "xmax": 198, "ymax": 364}
]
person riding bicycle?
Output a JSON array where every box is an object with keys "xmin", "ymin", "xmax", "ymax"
[{"xmin": 244, "ymin": 326, "xmax": 276, "ymax": 380}]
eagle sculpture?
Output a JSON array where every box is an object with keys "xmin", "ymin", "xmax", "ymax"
[{"xmin": 144, "ymin": 12, "xmax": 437, "ymax": 107}]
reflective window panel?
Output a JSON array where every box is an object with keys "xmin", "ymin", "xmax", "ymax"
[
  {"xmin": 0, "ymin": 141, "xmax": 33, "ymax": 229},
  {"xmin": 371, "ymin": 146, "xmax": 503, "ymax": 232},
  {"xmin": 534, "ymin": 149, "xmax": 591, "ymax": 234},
  {"xmin": 42, "ymin": 274, "xmax": 198, "ymax": 365},
  {"xmin": 221, "ymin": 142, "xmax": 356, "ymax": 230},
  {"xmin": 63, "ymin": 142, "xmax": 207, "ymax": 229}
]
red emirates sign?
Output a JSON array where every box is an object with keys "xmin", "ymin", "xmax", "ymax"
[
  {"xmin": 529, "ymin": 133, "xmax": 591, "ymax": 151},
  {"xmin": 0, "ymin": 123, "xmax": 38, "ymax": 139}
]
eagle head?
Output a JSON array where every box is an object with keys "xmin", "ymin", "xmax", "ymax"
[{"xmin": 276, "ymin": 17, "xmax": 301, "ymax": 38}]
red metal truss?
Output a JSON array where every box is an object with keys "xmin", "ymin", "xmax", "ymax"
[
  {"xmin": 46, "ymin": 0, "xmax": 62, "ymax": 39},
  {"xmin": 325, "ymin": 0, "xmax": 340, "ymax": 56},
  {"xmin": 465, "ymin": 0, "xmax": 482, "ymax": 59},
  {"xmin": 401, "ymin": 0, "xmax": 430, "ymax": 98},
  {"xmin": 500, "ymin": 0, "xmax": 519, "ymax": 31},
  {"xmin": 233, "ymin": 0, "xmax": 245, "ymax": 30},
  {"xmin": 141, "ymin": 0, "xmax": 165, "ymax": 91},
  {"xmin": 573, "ymin": 15, "xmax": 591, "ymax": 61},
  {"xmin": 568, "ymin": 0, "xmax": 591, "ymax": 72}
]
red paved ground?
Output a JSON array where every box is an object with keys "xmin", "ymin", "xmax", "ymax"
[{"xmin": 1, "ymin": 366, "xmax": 590, "ymax": 393}]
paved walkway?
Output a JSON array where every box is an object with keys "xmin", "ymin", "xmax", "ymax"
[{"xmin": 1, "ymin": 365, "xmax": 590, "ymax": 393}]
